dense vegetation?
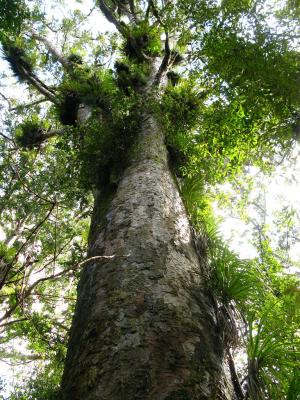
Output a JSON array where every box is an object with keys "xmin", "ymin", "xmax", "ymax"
[{"xmin": 0, "ymin": 0, "xmax": 299, "ymax": 398}]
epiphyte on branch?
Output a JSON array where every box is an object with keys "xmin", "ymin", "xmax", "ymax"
[
  {"xmin": 2, "ymin": 43, "xmax": 33, "ymax": 82},
  {"xmin": 167, "ymin": 71, "xmax": 180, "ymax": 86}
]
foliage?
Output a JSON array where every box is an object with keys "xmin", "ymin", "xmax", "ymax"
[
  {"xmin": 209, "ymin": 246, "xmax": 263, "ymax": 307},
  {"xmin": 0, "ymin": 0, "xmax": 29, "ymax": 38},
  {"xmin": 180, "ymin": 171, "xmax": 300, "ymax": 398},
  {"xmin": 246, "ymin": 294, "xmax": 300, "ymax": 399},
  {"xmin": 9, "ymin": 363, "xmax": 62, "ymax": 400},
  {"xmin": 287, "ymin": 368, "xmax": 300, "ymax": 400}
]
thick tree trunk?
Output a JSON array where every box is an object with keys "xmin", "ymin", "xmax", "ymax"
[{"xmin": 61, "ymin": 108, "xmax": 235, "ymax": 398}]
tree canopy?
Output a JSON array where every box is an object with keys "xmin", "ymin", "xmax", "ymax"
[{"xmin": 0, "ymin": 0, "xmax": 299, "ymax": 399}]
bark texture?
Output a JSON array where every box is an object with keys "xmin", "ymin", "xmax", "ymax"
[{"xmin": 61, "ymin": 111, "xmax": 236, "ymax": 399}]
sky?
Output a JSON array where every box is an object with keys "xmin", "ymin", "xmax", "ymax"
[{"xmin": 216, "ymin": 149, "xmax": 300, "ymax": 270}]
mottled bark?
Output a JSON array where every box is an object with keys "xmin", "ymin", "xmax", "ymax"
[{"xmin": 61, "ymin": 110, "xmax": 236, "ymax": 399}]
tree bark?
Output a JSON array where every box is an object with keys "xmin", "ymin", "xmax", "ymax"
[{"xmin": 60, "ymin": 108, "xmax": 236, "ymax": 399}]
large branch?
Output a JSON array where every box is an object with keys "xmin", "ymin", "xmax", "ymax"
[
  {"xmin": 97, "ymin": 0, "xmax": 128, "ymax": 35},
  {"xmin": 147, "ymin": 0, "xmax": 169, "ymax": 27},
  {"xmin": 30, "ymin": 30, "xmax": 74, "ymax": 71},
  {"xmin": 154, "ymin": 31, "xmax": 171, "ymax": 85},
  {"xmin": 19, "ymin": 65, "xmax": 58, "ymax": 103},
  {"xmin": 120, "ymin": 0, "xmax": 138, "ymax": 24},
  {"xmin": 128, "ymin": 0, "xmax": 137, "ymax": 21},
  {"xmin": 2, "ymin": 42, "xmax": 58, "ymax": 103}
]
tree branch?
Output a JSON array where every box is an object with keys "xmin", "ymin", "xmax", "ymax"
[
  {"xmin": 2, "ymin": 42, "xmax": 57, "ymax": 103},
  {"xmin": 0, "ymin": 253, "xmax": 130, "ymax": 325},
  {"xmin": 128, "ymin": 0, "xmax": 137, "ymax": 20},
  {"xmin": 11, "ymin": 98, "xmax": 49, "ymax": 111},
  {"xmin": 0, "ymin": 317, "xmax": 27, "ymax": 328},
  {"xmin": 20, "ymin": 65, "xmax": 58, "ymax": 103},
  {"xmin": 78, "ymin": 253, "xmax": 131, "ymax": 268},
  {"xmin": 97, "ymin": 0, "xmax": 128, "ymax": 35},
  {"xmin": 0, "ymin": 350, "xmax": 42, "ymax": 365},
  {"xmin": 30, "ymin": 30, "xmax": 74, "ymax": 70},
  {"xmin": 0, "ymin": 131, "xmax": 13, "ymax": 142},
  {"xmin": 227, "ymin": 349, "xmax": 245, "ymax": 400},
  {"xmin": 122, "ymin": 0, "xmax": 138, "ymax": 23},
  {"xmin": 0, "ymin": 203, "xmax": 56, "ymax": 290},
  {"xmin": 0, "ymin": 91, "xmax": 12, "ymax": 110},
  {"xmin": 154, "ymin": 31, "xmax": 170, "ymax": 84},
  {"xmin": 145, "ymin": 0, "xmax": 152, "ymax": 20},
  {"xmin": 8, "ymin": 162, "xmax": 58, "ymax": 205},
  {"xmin": 148, "ymin": 0, "xmax": 169, "ymax": 28}
]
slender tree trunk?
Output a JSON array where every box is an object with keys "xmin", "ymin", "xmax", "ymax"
[{"xmin": 61, "ymin": 60, "xmax": 237, "ymax": 398}]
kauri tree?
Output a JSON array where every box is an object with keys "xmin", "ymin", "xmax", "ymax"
[{"xmin": 0, "ymin": 0, "xmax": 299, "ymax": 399}]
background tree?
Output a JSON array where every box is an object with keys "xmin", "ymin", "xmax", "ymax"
[{"xmin": 0, "ymin": 0, "xmax": 299, "ymax": 399}]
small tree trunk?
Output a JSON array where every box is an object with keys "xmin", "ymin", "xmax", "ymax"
[{"xmin": 61, "ymin": 111, "xmax": 236, "ymax": 399}]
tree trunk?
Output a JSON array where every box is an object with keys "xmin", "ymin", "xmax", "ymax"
[{"xmin": 61, "ymin": 98, "xmax": 236, "ymax": 399}]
